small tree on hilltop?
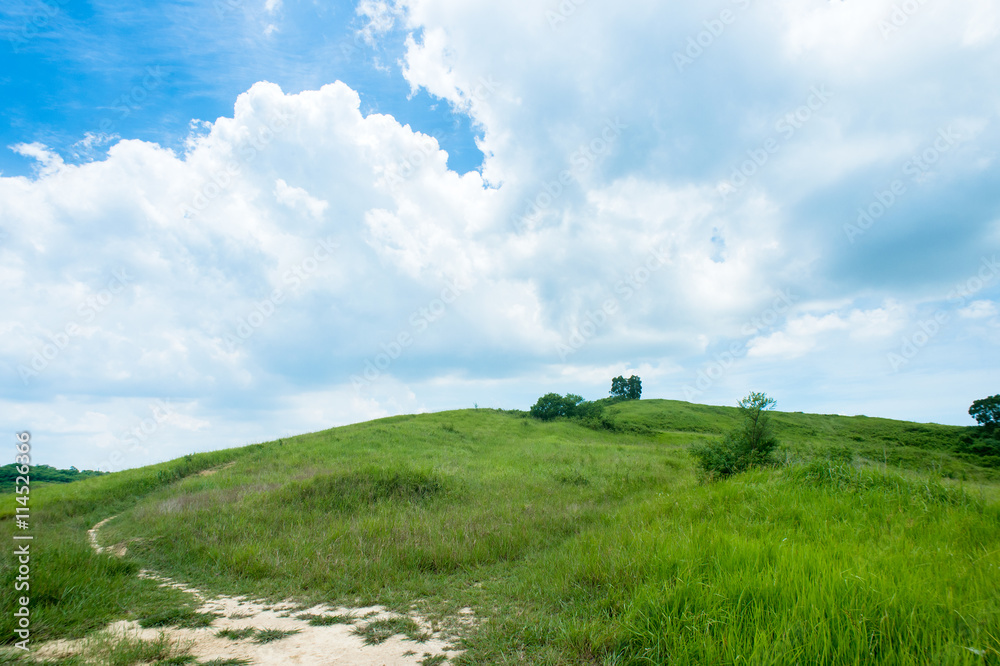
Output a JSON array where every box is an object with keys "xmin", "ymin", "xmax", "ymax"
[
  {"xmin": 690, "ymin": 391, "xmax": 779, "ymax": 480},
  {"xmin": 611, "ymin": 375, "xmax": 642, "ymax": 400},
  {"xmin": 970, "ymin": 395, "xmax": 1000, "ymax": 431},
  {"xmin": 626, "ymin": 375, "xmax": 642, "ymax": 400}
]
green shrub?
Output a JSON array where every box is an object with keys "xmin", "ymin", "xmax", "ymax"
[
  {"xmin": 690, "ymin": 391, "xmax": 779, "ymax": 480},
  {"xmin": 530, "ymin": 393, "xmax": 586, "ymax": 420}
]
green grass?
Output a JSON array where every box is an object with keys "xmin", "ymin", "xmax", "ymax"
[
  {"xmin": 297, "ymin": 612, "xmax": 356, "ymax": 626},
  {"xmin": 0, "ymin": 446, "xmax": 255, "ymax": 644},
  {"xmin": 139, "ymin": 608, "xmax": 219, "ymax": 629},
  {"xmin": 81, "ymin": 630, "xmax": 183, "ymax": 666},
  {"xmin": 153, "ymin": 657, "xmax": 198, "ymax": 665},
  {"xmin": 352, "ymin": 616, "xmax": 430, "ymax": 645},
  {"xmin": 0, "ymin": 629, "xmax": 192, "ymax": 665},
  {"xmin": 252, "ymin": 628, "xmax": 300, "ymax": 644},
  {"xmin": 2, "ymin": 400, "xmax": 999, "ymax": 664},
  {"xmin": 215, "ymin": 627, "xmax": 256, "ymax": 640}
]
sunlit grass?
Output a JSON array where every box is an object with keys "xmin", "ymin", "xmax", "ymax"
[{"xmin": 1, "ymin": 401, "xmax": 997, "ymax": 663}]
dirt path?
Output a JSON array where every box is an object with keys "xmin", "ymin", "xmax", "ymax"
[{"xmin": 36, "ymin": 515, "xmax": 470, "ymax": 665}]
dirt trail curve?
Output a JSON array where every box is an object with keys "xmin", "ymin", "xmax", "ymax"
[{"xmin": 35, "ymin": 515, "xmax": 470, "ymax": 665}]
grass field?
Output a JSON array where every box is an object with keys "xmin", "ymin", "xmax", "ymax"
[{"xmin": 2, "ymin": 399, "xmax": 999, "ymax": 664}]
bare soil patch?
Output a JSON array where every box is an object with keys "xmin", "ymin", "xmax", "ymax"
[{"xmin": 36, "ymin": 515, "xmax": 470, "ymax": 665}]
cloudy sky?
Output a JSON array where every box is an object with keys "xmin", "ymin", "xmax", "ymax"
[{"xmin": 2, "ymin": 0, "xmax": 998, "ymax": 470}]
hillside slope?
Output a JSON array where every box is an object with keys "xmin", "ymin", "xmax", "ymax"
[{"xmin": 2, "ymin": 400, "xmax": 999, "ymax": 664}]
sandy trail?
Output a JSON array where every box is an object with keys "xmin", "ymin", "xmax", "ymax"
[{"xmin": 37, "ymin": 515, "xmax": 470, "ymax": 665}]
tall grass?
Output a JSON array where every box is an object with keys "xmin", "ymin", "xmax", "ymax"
[
  {"xmin": 2, "ymin": 401, "xmax": 998, "ymax": 664},
  {"xmin": 0, "ymin": 446, "xmax": 254, "ymax": 643}
]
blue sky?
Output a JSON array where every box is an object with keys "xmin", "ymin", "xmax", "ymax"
[
  {"xmin": 1, "ymin": 0, "xmax": 482, "ymax": 175},
  {"xmin": 2, "ymin": 0, "xmax": 999, "ymax": 470}
]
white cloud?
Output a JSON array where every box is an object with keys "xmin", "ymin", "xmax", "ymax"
[
  {"xmin": 747, "ymin": 304, "xmax": 905, "ymax": 360},
  {"xmin": 3, "ymin": 0, "xmax": 999, "ymax": 469},
  {"xmin": 11, "ymin": 143, "xmax": 65, "ymax": 177},
  {"xmin": 959, "ymin": 300, "xmax": 998, "ymax": 319},
  {"xmin": 357, "ymin": 0, "xmax": 399, "ymax": 45},
  {"xmin": 274, "ymin": 179, "xmax": 328, "ymax": 222}
]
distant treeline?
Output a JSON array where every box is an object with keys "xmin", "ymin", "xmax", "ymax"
[{"xmin": 0, "ymin": 463, "xmax": 106, "ymax": 492}]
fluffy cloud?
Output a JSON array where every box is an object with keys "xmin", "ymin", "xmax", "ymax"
[{"xmin": 2, "ymin": 0, "xmax": 998, "ymax": 469}]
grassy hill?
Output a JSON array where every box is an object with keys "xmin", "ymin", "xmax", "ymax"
[{"xmin": 2, "ymin": 399, "xmax": 999, "ymax": 664}]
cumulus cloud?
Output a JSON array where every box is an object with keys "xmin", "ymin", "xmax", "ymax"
[
  {"xmin": 960, "ymin": 300, "xmax": 998, "ymax": 319},
  {"xmin": 747, "ymin": 304, "xmax": 905, "ymax": 360},
  {"xmin": 357, "ymin": 0, "xmax": 400, "ymax": 45},
  {"xmin": 2, "ymin": 0, "xmax": 999, "ymax": 468}
]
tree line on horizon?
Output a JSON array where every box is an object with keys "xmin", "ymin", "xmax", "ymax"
[{"xmin": 0, "ymin": 463, "xmax": 106, "ymax": 493}]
